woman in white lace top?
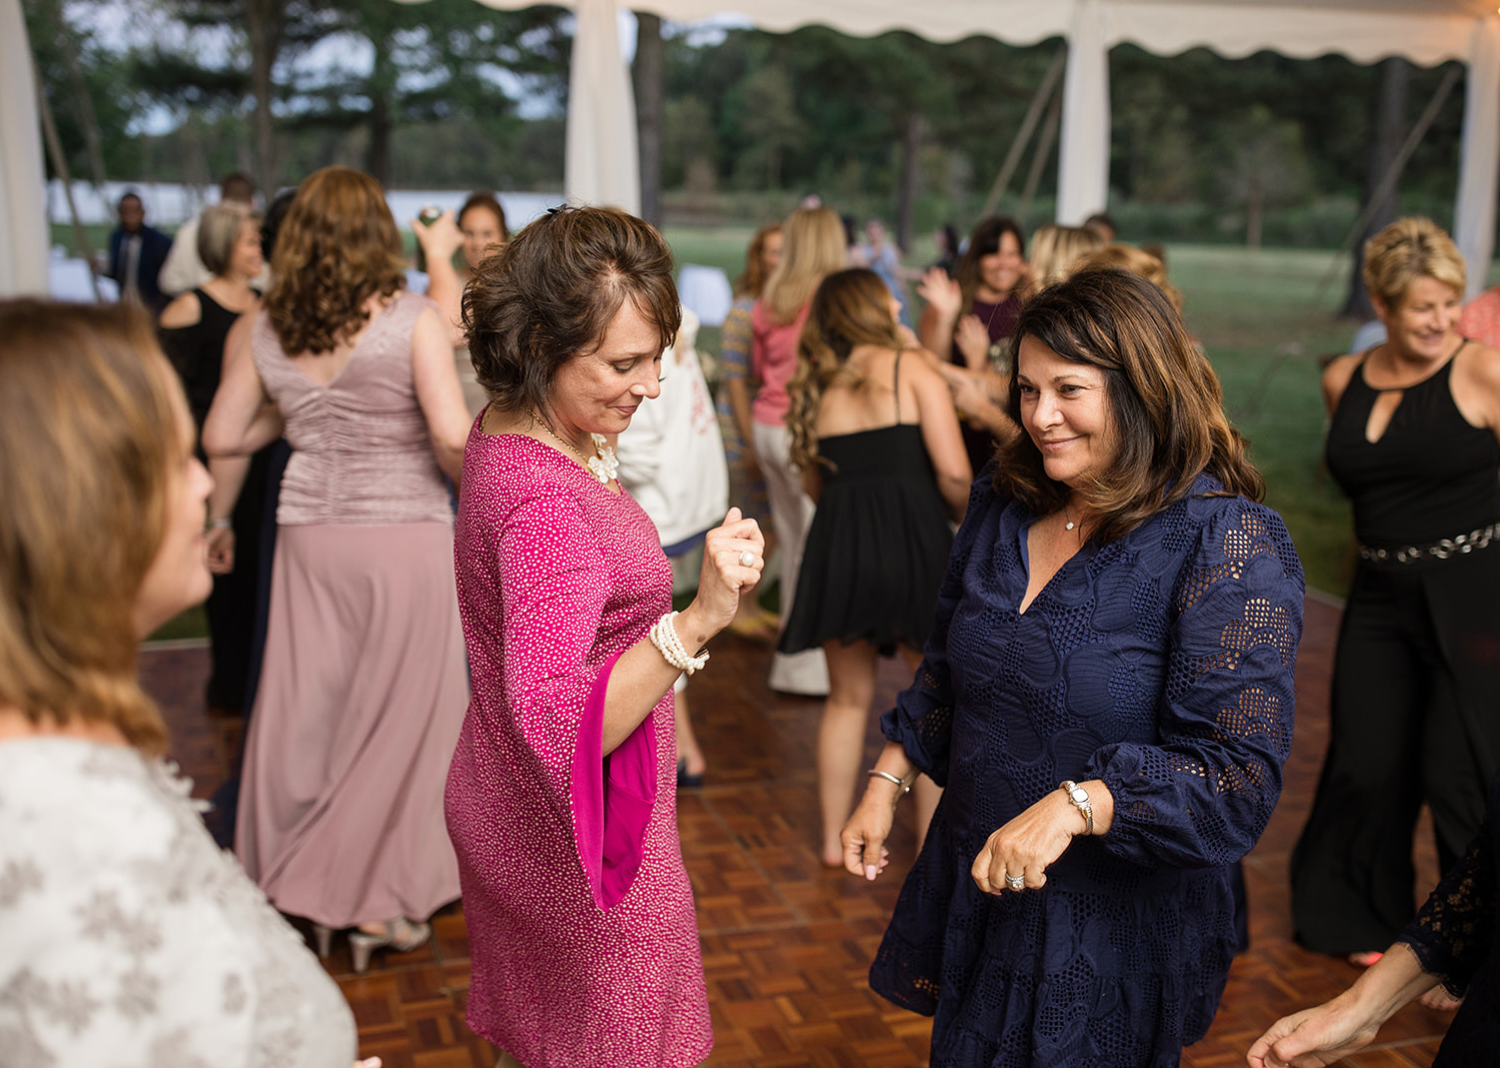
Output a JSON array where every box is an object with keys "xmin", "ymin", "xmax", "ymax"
[{"xmin": 0, "ymin": 300, "xmax": 364, "ymax": 1068}]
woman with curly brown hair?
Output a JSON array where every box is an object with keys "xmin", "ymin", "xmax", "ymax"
[
  {"xmin": 204, "ymin": 166, "xmax": 471, "ymax": 972},
  {"xmin": 842, "ymin": 268, "xmax": 1304, "ymax": 1067},
  {"xmin": 779, "ymin": 268, "xmax": 970, "ymax": 867}
]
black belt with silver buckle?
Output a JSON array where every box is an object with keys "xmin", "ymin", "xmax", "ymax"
[{"xmin": 1359, "ymin": 522, "xmax": 1500, "ymax": 564}]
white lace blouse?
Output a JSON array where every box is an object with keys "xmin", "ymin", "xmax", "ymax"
[{"xmin": 0, "ymin": 737, "xmax": 356, "ymax": 1068}]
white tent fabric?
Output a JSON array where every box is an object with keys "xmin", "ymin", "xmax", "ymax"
[
  {"xmin": 5, "ymin": 0, "xmax": 1500, "ymax": 295},
  {"xmin": 1, "ymin": 0, "xmax": 50, "ymax": 297},
  {"xmin": 1057, "ymin": 0, "xmax": 1111, "ymax": 225},
  {"xmin": 562, "ymin": 0, "xmax": 641, "ymax": 215}
]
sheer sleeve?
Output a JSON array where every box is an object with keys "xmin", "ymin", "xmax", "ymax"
[
  {"xmin": 1397, "ymin": 821, "xmax": 1496, "ymax": 997},
  {"xmin": 495, "ymin": 487, "xmax": 657, "ymax": 909},
  {"xmin": 1087, "ymin": 499, "xmax": 1304, "ymax": 869},
  {"xmin": 881, "ymin": 474, "xmax": 994, "ymax": 786}
]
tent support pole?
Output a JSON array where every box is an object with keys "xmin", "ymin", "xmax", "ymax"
[
  {"xmin": 33, "ymin": 62, "xmax": 99, "ymax": 301},
  {"xmin": 1315, "ymin": 63, "xmax": 1461, "ymax": 306},
  {"xmin": 979, "ymin": 45, "xmax": 1066, "ymax": 222}
]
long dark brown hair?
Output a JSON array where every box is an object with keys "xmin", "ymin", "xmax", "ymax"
[
  {"xmin": 954, "ymin": 216, "xmax": 1026, "ymax": 318},
  {"xmin": 786, "ymin": 268, "xmax": 904, "ymax": 471},
  {"xmin": 264, "ymin": 166, "xmax": 407, "ymax": 356},
  {"xmin": 995, "ymin": 267, "xmax": 1263, "ymax": 543}
]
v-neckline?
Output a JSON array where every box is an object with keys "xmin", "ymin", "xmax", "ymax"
[
  {"xmin": 283, "ymin": 299, "xmax": 391, "ymax": 390},
  {"xmin": 1016, "ymin": 514, "xmax": 1091, "ymax": 615}
]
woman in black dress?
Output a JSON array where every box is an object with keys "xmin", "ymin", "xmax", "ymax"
[
  {"xmin": 1291, "ymin": 218, "xmax": 1500, "ymax": 967},
  {"xmin": 781, "ymin": 268, "xmax": 972, "ymax": 867},
  {"xmin": 157, "ymin": 202, "xmax": 265, "ymax": 713}
]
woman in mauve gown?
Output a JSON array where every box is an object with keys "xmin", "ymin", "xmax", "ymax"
[
  {"xmin": 205, "ymin": 165, "xmax": 472, "ymax": 972},
  {"xmin": 446, "ymin": 206, "xmax": 765, "ymax": 1068}
]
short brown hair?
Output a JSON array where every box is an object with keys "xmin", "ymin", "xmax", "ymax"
[
  {"xmin": 0, "ymin": 300, "xmax": 182, "ymax": 753},
  {"xmin": 462, "ymin": 206, "xmax": 681, "ymax": 418},
  {"xmin": 996, "ymin": 268, "xmax": 1264, "ymax": 543},
  {"xmin": 264, "ymin": 166, "xmax": 406, "ymax": 355},
  {"xmin": 197, "ymin": 201, "xmax": 256, "ymax": 277},
  {"xmin": 1362, "ymin": 217, "xmax": 1466, "ymax": 309}
]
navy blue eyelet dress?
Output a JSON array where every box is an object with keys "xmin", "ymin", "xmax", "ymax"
[{"xmin": 872, "ymin": 472, "xmax": 1304, "ymax": 1067}]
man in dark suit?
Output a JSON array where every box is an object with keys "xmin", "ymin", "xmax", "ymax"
[{"xmin": 105, "ymin": 191, "xmax": 173, "ymax": 313}]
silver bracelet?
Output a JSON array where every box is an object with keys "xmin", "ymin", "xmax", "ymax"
[
  {"xmin": 868, "ymin": 769, "xmax": 910, "ymax": 793},
  {"xmin": 1060, "ymin": 780, "xmax": 1095, "ymax": 836},
  {"xmin": 649, "ymin": 611, "xmax": 709, "ymax": 676}
]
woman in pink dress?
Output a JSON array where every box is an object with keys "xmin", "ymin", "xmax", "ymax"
[
  {"xmin": 446, "ymin": 206, "xmax": 765, "ymax": 1067},
  {"xmin": 204, "ymin": 166, "xmax": 472, "ymax": 972}
]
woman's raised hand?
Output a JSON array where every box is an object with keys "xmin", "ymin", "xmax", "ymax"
[
  {"xmin": 953, "ymin": 315, "xmax": 992, "ymax": 369},
  {"xmin": 687, "ymin": 507, "xmax": 765, "ymax": 637},
  {"xmin": 411, "ymin": 209, "xmax": 463, "ymax": 261},
  {"xmin": 917, "ymin": 267, "xmax": 961, "ymax": 319}
]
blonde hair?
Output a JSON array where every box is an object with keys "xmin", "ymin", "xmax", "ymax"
[
  {"xmin": 1028, "ymin": 224, "xmax": 1106, "ymax": 291},
  {"xmin": 1079, "ymin": 243, "xmax": 1184, "ymax": 313},
  {"xmin": 786, "ymin": 269, "xmax": 903, "ymax": 471},
  {"xmin": 197, "ymin": 201, "xmax": 256, "ymax": 277},
  {"xmin": 0, "ymin": 300, "xmax": 182, "ymax": 754},
  {"xmin": 1362, "ymin": 217, "xmax": 1466, "ymax": 309},
  {"xmin": 761, "ymin": 207, "xmax": 847, "ymax": 325}
]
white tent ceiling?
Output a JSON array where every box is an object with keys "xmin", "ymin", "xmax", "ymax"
[{"xmin": 4, "ymin": 0, "xmax": 1499, "ymax": 295}]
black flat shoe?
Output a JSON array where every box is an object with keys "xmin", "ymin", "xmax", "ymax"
[{"xmin": 676, "ymin": 756, "xmax": 705, "ymax": 789}]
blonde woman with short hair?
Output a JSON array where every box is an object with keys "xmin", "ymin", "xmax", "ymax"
[{"xmin": 1291, "ymin": 217, "xmax": 1500, "ymax": 970}]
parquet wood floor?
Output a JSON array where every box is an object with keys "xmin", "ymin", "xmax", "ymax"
[{"xmin": 141, "ymin": 591, "xmax": 1456, "ymax": 1067}]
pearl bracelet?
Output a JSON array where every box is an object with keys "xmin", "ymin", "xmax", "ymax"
[{"xmin": 649, "ymin": 611, "xmax": 709, "ymax": 676}]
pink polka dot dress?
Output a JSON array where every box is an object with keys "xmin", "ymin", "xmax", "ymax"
[{"xmin": 445, "ymin": 424, "xmax": 712, "ymax": 1068}]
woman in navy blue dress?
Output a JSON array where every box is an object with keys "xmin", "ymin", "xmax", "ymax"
[{"xmin": 842, "ymin": 268, "xmax": 1305, "ymax": 1067}]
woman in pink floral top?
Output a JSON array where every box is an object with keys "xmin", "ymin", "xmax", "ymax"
[{"xmin": 445, "ymin": 207, "xmax": 765, "ymax": 1068}]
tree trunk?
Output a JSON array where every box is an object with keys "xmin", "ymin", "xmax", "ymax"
[
  {"xmin": 633, "ymin": 12, "xmax": 663, "ymax": 226},
  {"xmin": 244, "ymin": 0, "xmax": 286, "ymax": 195},
  {"xmin": 895, "ymin": 112, "xmax": 925, "ymax": 254},
  {"xmin": 1343, "ymin": 57, "xmax": 1408, "ymax": 319},
  {"xmin": 53, "ymin": 9, "xmax": 108, "ymax": 196},
  {"xmin": 367, "ymin": 28, "xmax": 393, "ymax": 187}
]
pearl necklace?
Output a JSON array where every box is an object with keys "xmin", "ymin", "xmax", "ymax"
[{"xmin": 532, "ymin": 412, "xmax": 619, "ymax": 485}]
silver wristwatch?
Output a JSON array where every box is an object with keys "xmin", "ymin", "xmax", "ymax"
[{"xmin": 1059, "ymin": 780, "xmax": 1094, "ymax": 836}]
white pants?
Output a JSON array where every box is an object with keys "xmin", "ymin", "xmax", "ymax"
[{"xmin": 753, "ymin": 421, "xmax": 828, "ymax": 696}]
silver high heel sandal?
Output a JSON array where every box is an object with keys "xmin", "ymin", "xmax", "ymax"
[
  {"xmin": 312, "ymin": 924, "xmax": 335, "ymax": 959},
  {"xmin": 348, "ymin": 918, "xmax": 431, "ymax": 974}
]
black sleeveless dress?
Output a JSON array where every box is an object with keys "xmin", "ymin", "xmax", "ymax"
[
  {"xmin": 779, "ymin": 357, "xmax": 954, "ymax": 657},
  {"xmin": 158, "ymin": 289, "xmax": 274, "ymax": 716},
  {"xmin": 1291, "ymin": 345, "xmax": 1500, "ymax": 953}
]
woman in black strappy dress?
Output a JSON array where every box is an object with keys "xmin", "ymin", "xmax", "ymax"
[
  {"xmin": 781, "ymin": 268, "xmax": 972, "ymax": 867},
  {"xmin": 1291, "ymin": 218, "xmax": 1500, "ymax": 965}
]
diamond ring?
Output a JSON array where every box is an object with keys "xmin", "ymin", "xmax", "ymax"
[{"xmin": 1005, "ymin": 874, "xmax": 1026, "ymax": 890}]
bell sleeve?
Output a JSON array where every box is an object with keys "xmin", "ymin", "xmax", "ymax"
[
  {"xmin": 1086, "ymin": 498, "xmax": 1304, "ymax": 869},
  {"xmin": 495, "ymin": 487, "xmax": 657, "ymax": 911},
  {"xmin": 880, "ymin": 474, "xmax": 994, "ymax": 787},
  {"xmin": 1397, "ymin": 819, "xmax": 1496, "ymax": 998}
]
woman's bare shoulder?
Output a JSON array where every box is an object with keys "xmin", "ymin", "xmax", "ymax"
[{"xmin": 158, "ymin": 291, "xmax": 202, "ymax": 330}]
